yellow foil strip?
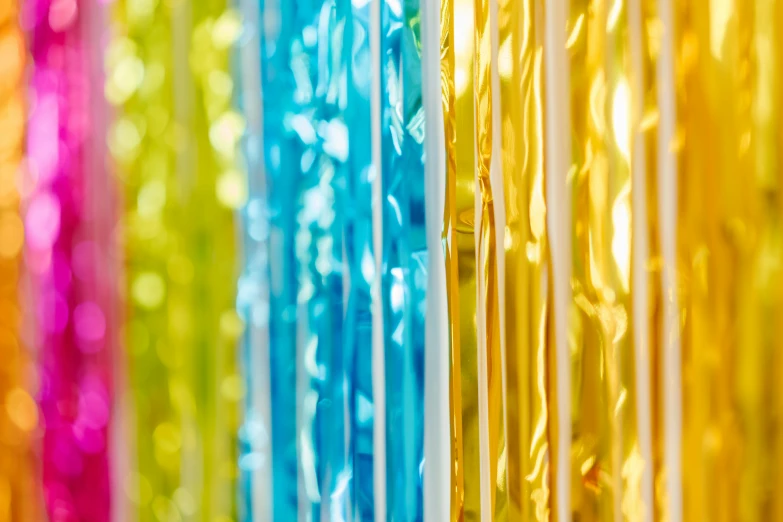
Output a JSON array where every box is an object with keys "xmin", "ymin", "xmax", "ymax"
[
  {"xmin": 442, "ymin": 0, "xmax": 481, "ymax": 518},
  {"xmin": 473, "ymin": 0, "xmax": 505, "ymax": 519},
  {"xmin": 497, "ymin": 0, "xmax": 553, "ymax": 519},
  {"xmin": 568, "ymin": 0, "xmax": 641, "ymax": 519},
  {"xmin": 675, "ymin": 1, "xmax": 783, "ymax": 520},
  {"xmin": 0, "ymin": 2, "xmax": 40, "ymax": 519}
]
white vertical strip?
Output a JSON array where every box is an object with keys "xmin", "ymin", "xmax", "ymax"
[
  {"xmin": 239, "ymin": 0, "xmax": 274, "ymax": 517},
  {"xmin": 474, "ymin": 5, "xmax": 495, "ymax": 522},
  {"xmin": 656, "ymin": 0, "xmax": 682, "ymax": 520},
  {"xmin": 421, "ymin": 0, "xmax": 450, "ymax": 519},
  {"xmin": 488, "ymin": 0, "xmax": 508, "ymax": 491},
  {"xmin": 543, "ymin": 1, "xmax": 572, "ymax": 520},
  {"xmin": 476, "ymin": 60, "xmax": 491, "ymax": 522},
  {"xmin": 627, "ymin": 1, "xmax": 654, "ymax": 521},
  {"xmin": 370, "ymin": 0, "xmax": 387, "ymax": 520}
]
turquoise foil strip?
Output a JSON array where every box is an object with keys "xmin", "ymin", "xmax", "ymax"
[
  {"xmin": 294, "ymin": 1, "xmax": 351, "ymax": 519},
  {"xmin": 260, "ymin": 0, "xmax": 378, "ymax": 519},
  {"xmin": 259, "ymin": 0, "xmax": 300, "ymax": 520},
  {"xmin": 381, "ymin": 0, "xmax": 426, "ymax": 520},
  {"xmin": 346, "ymin": 0, "xmax": 377, "ymax": 520}
]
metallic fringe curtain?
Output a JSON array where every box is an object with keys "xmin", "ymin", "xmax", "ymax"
[{"xmin": 0, "ymin": 0, "xmax": 782, "ymax": 521}]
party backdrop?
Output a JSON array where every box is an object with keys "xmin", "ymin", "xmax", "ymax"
[{"xmin": 1, "ymin": 0, "xmax": 783, "ymax": 521}]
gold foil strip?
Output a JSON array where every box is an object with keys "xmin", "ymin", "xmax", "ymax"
[
  {"xmin": 474, "ymin": 0, "xmax": 506, "ymax": 519},
  {"xmin": 675, "ymin": 1, "xmax": 783, "ymax": 520},
  {"xmin": 442, "ymin": 0, "xmax": 481, "ymax": 518},
  {"xmin": 568, "ymin": 0, "xmax": 642, "ymax": 518},
  {"xmin": 0, "ymin": 2, "xmax": 40, "ymax": 519},
  {"xmin": 497, "ymin": 0, "xmax": 554, "ymax": 519}
]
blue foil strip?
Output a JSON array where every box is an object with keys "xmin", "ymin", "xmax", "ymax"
[
  {"xmin": 260, "ymin": 0, "xmax": 379, "ymax": 519},
  {"xmin": 381, "ymin": 0, "xmax": 427, "ymax": 520},
  {"xmin": 259, "ymin": 0, "xmax": 300, "ymax": 520},
  {"xmin": 345, "ymin": 0, "xmax": 376, "ymax": 520},
  {"xmin": 295, "ymin": 1, "xmax": 353, "ymax": 520}
]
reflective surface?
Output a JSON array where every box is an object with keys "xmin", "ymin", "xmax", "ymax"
[
  {"xmin": 380, "ymin": 0, "xmax": 427, "ymax": 519},
  {"xmin": 676, "ymin": 1, "xmax": 783, "ymax": 520},
  {"xmin": 497, "ymin": 0, "xmax": 554, "ymax": 519},
  {"xmin": 440, "ymin": 0, "xmax": 481, "ymax": 518}
]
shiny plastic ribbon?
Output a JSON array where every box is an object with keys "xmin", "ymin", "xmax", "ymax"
[
  {"xmin": 289, "ymin": 0, "xmax": 353, "ymax": 518},
  {"xmin": 379, "ymin": 0, "xmax": 426, "ymax": 519},
  {"xmin": 261, "ymin": 0, "xmax": 380, "ymax": 519},
  {"xmin": 346, "ymin": 0, "xmax": 376, "ymax": 519},
  {"xmin": 565, "ymin": 0, "xmax": 641, "ymax": 518},
  {"xmin": 496, "ymin": 0, "xmax": 555, "ymax": 518},
  {"xmin": 26, "ymin": 0, "xmax": 115, "ymax": 519},
  {"xmin": 675, "ymin": 1, "xmax": 783, "ymax": 520},
  {"xmin": 106, "ymin": 0, "xmax": 243, "ymax": 518},
  {"xmin": 439, "ymin": 0, "xmax": 480, "ymax": 517},
  {"xmin": 235, "ymin": 0, "xmax": 273, "ymax": 519},
  {"xmin": 0, "ymin": 1, "xmax": 41, "ymax": 519},
  {"xmin": 257, "ymin": 0, "xmax": 299, "ymax": 519}
]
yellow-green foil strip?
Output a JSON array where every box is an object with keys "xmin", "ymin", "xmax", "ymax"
[
  {"xmin": 675, "ymin": 1, "xmax": 783, "ymax": 520},
  {"xmin": 107, "ymin": 1, "xmax": 243, "ymax": 519},
  {"xmin": 497, "ymin": 0, "xmax": 554, "ymax": 519},
  {"xmin": 567, "ymin": 0, "xmax": 641, "ymax": 518}
]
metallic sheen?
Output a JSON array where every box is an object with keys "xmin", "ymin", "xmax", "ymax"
[{"xmin": 380, "ymin": 0, "xmax": 427, "ymax": 519}]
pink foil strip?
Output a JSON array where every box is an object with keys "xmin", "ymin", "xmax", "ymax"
[{"xmin": 24, "ymin": 0, "xmax": 114, "ymax": 520}]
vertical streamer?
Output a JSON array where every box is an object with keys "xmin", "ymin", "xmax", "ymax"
[
  {"xmin": 627, "ymin": 0, "xmax": 661, "ymax": 520},
  {"xmin": 261, "ymin": 0, "xmax": 380, "ymax": 519},
  {"xmin": 236, "ymin": 0, "xmax": 273, "ymax": 518},
  {"xmin": 496, "ymin": 0, "xmax": 555, "ymax": 518},
  {"xmin": 653, "ymin": 0, "xmax": 680, "ymax": 518},
  {"xmin": 27, "ymin": 0, "xmax": 115, "ymax": 519},
  {"xmin": 675, "ymin": 1, "xmax": 782, "ymax": 520},
  {"xmin": 543, "ymin": 0, "xmax": 572, "ymax": 519},
  {"xmin": 346, "ymin": 0, "xmax": 377, "ymax": 519},
  {"xmin": 440, "ymin": 0, "xmax": 482, "ymax": 517},
  {"xmin": 473, "ymin": 0, "xmax": 505, "ymax": 517},
  {"xmin": 422, "ymin": 0, "xmax": 451, "ymax": 516},
  {"xmin": 257, "ymin": 0, "xmax": 298, "ymax": 519},
  {"xmin": 566, "ymin": 0, "xmax": 645, "ymax": 517},
  {"xmin": 379, "ymin": 0, "xmax": 426, "ymax": 518},
  {"xmin": 107, "ymin": 0, "xmax": 243, "ymax": 518},
  {"xmin": 0, "ymin": 1, "xmax": 40, "ymax": 518}
]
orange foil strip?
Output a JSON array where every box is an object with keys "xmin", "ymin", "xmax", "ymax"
[{"xmin": 0, "ymin": 1, "xmax": 41, "ymax": 519}]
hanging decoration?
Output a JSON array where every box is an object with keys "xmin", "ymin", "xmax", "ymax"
[{"xmin": 3, "ymin": 1, "xmax": 783, "ymax": 521}]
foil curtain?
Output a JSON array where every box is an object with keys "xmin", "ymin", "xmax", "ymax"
[
  {"xmin": 436, "ymin": 0, "xmax": 783, "ymax": 521},
  {"xmin": 2, "ymin": 0, "xmax": 783, "ymax": 521},
  {"xmin": 255, "ymin": 0, "xmax": 428, "ymax": 519}
]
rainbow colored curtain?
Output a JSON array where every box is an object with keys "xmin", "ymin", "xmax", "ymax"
[{"xmin": 1, "ymin": 0, "xmax": 783, "ymax": 520}]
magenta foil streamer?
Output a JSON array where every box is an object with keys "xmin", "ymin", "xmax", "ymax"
[{"xmin": 25, "ymin": 0, "xmax": 115, "ymax": 519}]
